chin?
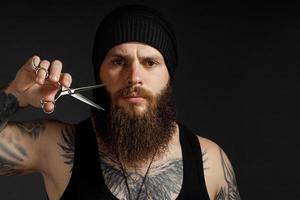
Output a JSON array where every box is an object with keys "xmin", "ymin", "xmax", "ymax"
[
  {"xmin": 118, "ymin": 102, "xmax": 148, "ymax": 116},
  {"xmin": 131, "ymin": 105, "xmax": 148, "ymax": 115}
]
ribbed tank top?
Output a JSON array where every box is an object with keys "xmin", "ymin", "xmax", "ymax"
[{"xmin": 55, "ymin": 118, "xmax": 210, "ymax": 200}]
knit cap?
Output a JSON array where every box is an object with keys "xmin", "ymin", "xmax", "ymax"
[{"xmin": 92, "ymin": 4, "xmax": 178, "ymax": 82}]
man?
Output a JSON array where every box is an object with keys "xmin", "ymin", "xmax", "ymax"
[{"xmin": 0, "ymin": 4, "xmax": 241, "ymax": 200}]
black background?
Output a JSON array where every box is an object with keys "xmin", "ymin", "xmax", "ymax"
[{"xmin": 0, "ymin": 1, "xmax": 299, "ymax": 199}]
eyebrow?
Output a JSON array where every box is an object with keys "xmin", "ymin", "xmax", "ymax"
[
  {"xmin": 140, "ymin": 55, "xmax": 163, "ymax": 61},
  {"xmin": 108, "ymin": 53, "xmax": 131, "ymax": 58},
  {"xmin": 108, "ymin": 53, "xmax": 163, "ymax": 61}
]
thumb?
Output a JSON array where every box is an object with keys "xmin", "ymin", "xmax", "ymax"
[{"xmin": 41, "ymin": 99, "xmax": 55, "ymax": 114}]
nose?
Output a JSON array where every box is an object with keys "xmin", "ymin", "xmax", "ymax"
[{"xmin": 126, "ymin": 61, "xmax": 143, "ymax": 86}]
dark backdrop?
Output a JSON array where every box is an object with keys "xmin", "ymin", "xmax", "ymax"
[{"xmin": 0, "ymin": 1, "xmax": 299, "ymax": 199}]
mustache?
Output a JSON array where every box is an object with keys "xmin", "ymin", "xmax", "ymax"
[{"xmin": 112, "ymin": 86, "xmax": 154, "ymax": 101}]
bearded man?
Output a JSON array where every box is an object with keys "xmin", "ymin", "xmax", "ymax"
[{"xmin": 0, "ymin": 4, "xmax": 240, "ymax": 200}]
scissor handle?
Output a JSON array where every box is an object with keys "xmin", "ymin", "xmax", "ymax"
[
  {"xmin": 54, "ymin": 82, "xmax": 72, "ymax": 102},
  {"xmin": 40, "ymin": 99, "xmax": 55, "ymax": 114},
  {"xmin": 41, "ymin": 82, "xmax": 64, "ymax": 114}
]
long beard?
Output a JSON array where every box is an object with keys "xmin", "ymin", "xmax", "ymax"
[{"xmin": 92, "ymin": 83, "xmax": 177, "ymax": 165}]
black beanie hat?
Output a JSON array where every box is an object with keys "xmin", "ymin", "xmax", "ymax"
[{"xmin": 92, "ymin": 4, "xmax": 178, "ymax": 83}]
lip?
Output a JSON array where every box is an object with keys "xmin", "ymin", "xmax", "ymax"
[{"xmin": 122, "ymin": 96, "xmax": 145, "ymax": 103}]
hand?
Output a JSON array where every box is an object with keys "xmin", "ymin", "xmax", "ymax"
[{"xmin": 5, "ymin": 55, "xmax": 72, "ymax": 113}]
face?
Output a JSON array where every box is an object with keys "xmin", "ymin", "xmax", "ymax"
[
  {"xmin": 94, "ymin": 42, "xmax": 176, "ymax": 165},
  {"xmin": 99, "ymin": 42, "xmax": 170, "ymax": 115}
]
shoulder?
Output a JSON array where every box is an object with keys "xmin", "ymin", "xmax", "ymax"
[{"xmin": 196, "ymin": 136, "xmax": 241, "ymax": 200}]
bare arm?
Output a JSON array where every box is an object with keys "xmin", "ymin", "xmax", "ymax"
[
  {"xmin": 0, "ymin": 119, "xmax": 46, "ymax": 175},
  {"xmin": 214, "ymin": 147, "xmax": 241, "ymax": 200},
  {"xmin": 0, "ymin": 55, "xmax": 73, "ymax": 176},
  {"xmin": 199, "ymin": 137, "xmax": 241, "ymax": 200}
]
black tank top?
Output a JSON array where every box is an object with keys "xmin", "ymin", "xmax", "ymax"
[{"xmin": 56, "ymin": 118, "xmax": 210, "ymax": 200}]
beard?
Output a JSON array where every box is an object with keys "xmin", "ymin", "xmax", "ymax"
[{"xmin": 92, "ymin": 82, "xmax": 177, "ymax": 165}]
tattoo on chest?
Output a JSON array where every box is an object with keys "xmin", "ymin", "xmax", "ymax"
[
  {"xmin": 57, "ymin": 125, "xmax": 75, "ymax": 171},
  {"xmin": 98, "ymin": 152, "xmax": 183, "ymax": 200}
]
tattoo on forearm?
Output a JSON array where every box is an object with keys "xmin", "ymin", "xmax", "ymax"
[
  {"xmin": 215, "ymin": 148, "xmax": 241, "ymax": 200},
  {"xmin": 0, "ymin": 143, "xmax": 24, "ymax": 162},
  {"xmin": 0, "ymin": 91, "xmax": 19, "ymax": 132},
  {"xmin": 98, "ymin": 152, "xmax": 183, "ymax": 200},
  {"xmin": 0, "ymin": 156, "xmax": 24, "ymax": 176},
  {"xmin": 0, "ymin": 120, "xmax": 8, "ymax": 132},
  {"xmin": 0, "ymin": 136, "xmax": 27, "ymax": 176},
  {"xmin": 15, "ymin": 120, "xmax": 46, "ymax": 139},
  {"xmin": 12, "ymin": 142, "xmax": 27, "ymax": 157},
  {"xmin": 0, "ymin": 120, "xmax": 45, "ymax": 176},
  {"xmin": 57, "ymin": 125, "xmax": 75, "ymax": 171}
]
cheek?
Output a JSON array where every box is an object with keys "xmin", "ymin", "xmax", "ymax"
[
  {"xmin": 99, "ymin": 66, "xmax": 110, "ymax": 84},
  {"xmin": 99, "ymin": 68, "xmax": 119, "ymax": 95},
  {"xmin": 150, "ymin": 68, "xmax": 169, "ymax": 94}
]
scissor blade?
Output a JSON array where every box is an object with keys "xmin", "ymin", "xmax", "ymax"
[
  {"xmin": 71, "ymin": 93, "xmax": 105, "ymax": 111},
  {"xmin": 71, "ymin": 84, "xmax": 105, "ymax": 94}
]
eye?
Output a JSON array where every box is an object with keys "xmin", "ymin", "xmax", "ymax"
[
  {"xmin": 112, "ymin": 58, "xmax": 125, "ymax": 66},
  {"xmin": 146, "ymin": 60, "xmax": 158, "ymax": 67}
]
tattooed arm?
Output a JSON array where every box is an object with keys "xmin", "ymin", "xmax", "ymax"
[
  {"xmin": 0, "ymin": 85, "xmax": 40, "ymax": 175},
  {"xmin": 198, "ymin": 137, "xmax": 241, "ymax": 200},
  {"xmin": 0, "ymin": 56, "xmax": 76, "ymax": 198},
  {"xmin": 0, "ymin": 56, "xmax": 74, "ymax": 177},
  {"xmin": 0, "ymin": 117, "xmax": 76, "ymax": 200},
  {"xmin": 0, "ymin": 87, "xmax": 75, "ymax": 177},
  {"xmin": 0, "ymin": 119, "xmax": 74, "ymax": 176},
  {"xmin": 214, "ymin": 148, "xmax": 241, "ymax": 200},
  {"xmin": 0, "ymin": 108, "xmax": 76, "ymax": 198}
]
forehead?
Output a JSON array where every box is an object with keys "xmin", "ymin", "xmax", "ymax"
[{"xmin": 106, "ymin": 42, "xmax": 164, "ymax": 58}]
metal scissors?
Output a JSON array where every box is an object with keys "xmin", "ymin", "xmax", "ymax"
[{"xmin": 40, "ymin": 82, "xmax": 105, "ymax": 114}]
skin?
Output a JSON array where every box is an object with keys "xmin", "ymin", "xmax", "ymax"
[
  {"xmin": 99, "ymin": 42, "xmax": 169, "ymax": 115},
  {"xmin": 0, "ymin": 43, "xmax": 240, "ymax": 200}
]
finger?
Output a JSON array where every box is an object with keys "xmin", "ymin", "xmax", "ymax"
[
  {"xmin": 36, "ymin": 60, "xmax": 50, "ymax": 84},
  {"xmin": 31, "ymin": 55, "xmax": 40, "ymax": 70},
  {"xmin": 48, "ymin": 60, "xmax": 62, "ymax": 83},
  {"xmin": 24, "ymin": 55, "xmax": 40, "ymax": 72},
  {"xmin": 59, "ymin": 73, "xmax": 72, "ymax": 88},
  {"xmin": 42, "ymin": 101, "xmax": 55, "ymax": 113}
]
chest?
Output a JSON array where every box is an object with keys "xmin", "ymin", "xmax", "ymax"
[{"xmin": 100, "ymin": 158, "xmax": 184, "ymax": 200}]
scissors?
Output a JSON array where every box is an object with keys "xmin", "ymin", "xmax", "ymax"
[{"xmin": 40, "ymin": 82, "xmax": 106, "ymax": 114}]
